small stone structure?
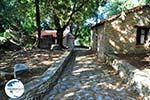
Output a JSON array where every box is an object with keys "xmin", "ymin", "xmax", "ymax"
[
  {"xmin": 91, "ymin": 5, "xmax": 150, "ymax": 58},
  {"xmin": 39, "ymin": 35, "xmax": 55, "ymax": 49},
  {"xmin": 14, "ymin": 64, "xmax": 29, "ymax": 78},
  {"xmin": 91, "ymin": 5, "xmax": 150, "ymax": 99},
  {"xmin": 35, "ymin": 30, "xmax": 74, "ymax": 49},
  {"xmin": 63, "ymin": 32, "xmax": 75, "ymax": 50}
]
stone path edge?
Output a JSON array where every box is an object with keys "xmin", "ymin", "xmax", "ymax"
[
  {"xmin": 9, "ymin": 50, "xmax": 75, "ymax": 100},
  {"xmin": 105, "ymin": 53, "xmax": 150, "ymax": 98}
]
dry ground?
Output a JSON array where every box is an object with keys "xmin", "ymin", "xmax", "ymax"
[
  {"xmin": 0, "ymin": 49, "xmax": 64, "ymax": 83},
  {"xmin": 0, "ymin": 49, "xmax": 64, "ymax": 99}
]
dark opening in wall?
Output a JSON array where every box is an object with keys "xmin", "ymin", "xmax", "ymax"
[{"xmin": 135, "ymin": 26, "xmax": 150, "ymax": 45}]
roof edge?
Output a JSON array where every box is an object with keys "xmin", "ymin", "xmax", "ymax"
[{"xmin": 91, "ymin": 5, "xmax": 150, "ymax": 29}]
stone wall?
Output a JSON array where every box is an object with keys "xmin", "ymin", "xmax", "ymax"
[
  {"xmin": 90, "ymin": 30, "xmax": 97, "ymax": 52},
  {"xmin": 105, "ymin": 53, "xmax": 150, "ymax": 99},
  {"xmin": 39, "ymin": 35, "xmax": 55, "ymax": 49},
  {"xmin": 91, "ymin": 26, "xmax": 106, "ymax": 61},
  {"xmin": 9, "ymin": 50, "xmax": 76, "ymax": 100},
  {"xmin": 92, "ymin": 6, "xmax": 150, "ymax": 55},
  {"xmin": 104, "ymin": 7, "xmax": 150, "ymax": 54},
  {"xmin": 97, "ymin": 26, "xmax": 105, "ymax": 61}
]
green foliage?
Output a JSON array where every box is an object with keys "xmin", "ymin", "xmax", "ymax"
[
  {"xmin": 105, "ymin": 0, "xmax": 150, "ymax": 17},
  {"xmin": 0, "ymin": 0, "xmax": 36, "ymax": 46},
  {"xmin": 3, "ymin": 31, "xmax": 11, "ymax": 39},
  {"xmin": 78, "ymin": 27, "xmax": 91, "ymax": 46},
  {"xmin": 1, "ymin": 0, "xmax": 149, "ymax": 48},
  {"xmin": 44, "ymin": 0, "xmax": 102, "ymax": 46},
  {"xmin": 0, "ymin": 30, "xmax": 11, "ymax": 44},
  {"xmin": 0, "ymin": 30, "xmax": 11, "ymax": 39},
  {"xmin": 25, "ymin": 43, "xmax": 33, "ymax": 49},
  {"xmin": 0, "ymin": 0, "xmax": 36, "ymax": 32},
  {"xmin": 72, "ymin": 21, "xmax": 91, "ymax": 46},
  {"xmin": 0, "ymin": 0, "xmax": 107, "ymax": 47}
]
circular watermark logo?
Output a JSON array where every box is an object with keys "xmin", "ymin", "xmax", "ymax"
[{"xmin": 5, "ymin": 79, "xmax": 24, "ymax": 99}]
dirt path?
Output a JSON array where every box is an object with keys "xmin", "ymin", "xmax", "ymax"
[{"xmin": 43, "ymin": 53, "xmax": 139, "ymax": 100}]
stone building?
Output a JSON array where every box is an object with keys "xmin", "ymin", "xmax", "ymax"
[
  {"xmin": 36, "ymin": 30, "xmax": 74, "ymax": 49},
  {"xmin": 91, "ymin": 5, "xmax": 150, "ymax": 60}
]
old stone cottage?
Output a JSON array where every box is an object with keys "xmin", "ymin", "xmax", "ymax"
[
  {"xmin": 91, "ymin": 5, "xmax": 150, "ymax": 59},
  {"xmin": 35, "ymin": 29, "xmax": 74, "ymax": 49}
]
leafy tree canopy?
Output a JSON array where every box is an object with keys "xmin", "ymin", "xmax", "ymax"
[
  {"xmin": 0, "ymin": 0, "xmax": 149, "ymax": 47},
  {"xmin": 103, "ymin": 0, "xmax": 150, "ymax": 17},
  {"xmin": 0, "ymin": 0, "xmax": 36, "ymax": 46},
  {"xmin": 40, "ymin": 0, "xmax": 104, "ymax": 47}
]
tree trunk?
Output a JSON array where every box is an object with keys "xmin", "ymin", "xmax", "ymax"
[
  {"xmin": 35, "ymin": 0, "xmax": 41, "ymax": 48},
  {"xmin": 56, "ymin": 29, "xmax": 64, "ymax": 48},
  {"xmin": 53, "ymin": 14, "xmax": 69, "ymax": 49}
]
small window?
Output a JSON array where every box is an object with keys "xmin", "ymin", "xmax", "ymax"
[{"xmin": 136, "ymin": 26, "xmax": 150, "ymax": 45}]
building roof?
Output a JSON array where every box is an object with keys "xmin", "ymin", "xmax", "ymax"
[
  {"xmin": 35, "ymin": 30, "xmax": 74, "ymax": 39},
  {"xmin": 91, "ymin": 5, "xmax": 150, "ymax": 29},
  {"xmin": 35, "ymin": 30, "xmax": 68, "ymax": 37}
]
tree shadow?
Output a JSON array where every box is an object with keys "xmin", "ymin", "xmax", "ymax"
[{"xmin": 47, "ymin": 53, "xmax": 138, "ymax": 99}]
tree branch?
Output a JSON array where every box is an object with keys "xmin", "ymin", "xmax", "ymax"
[
  {"xmin": 62, "ymin": 0, "xmax": 89, "ymax": 30},
  {"xmin": 53, "ymin": 13, "xmax": 61, "ymax": 30}
]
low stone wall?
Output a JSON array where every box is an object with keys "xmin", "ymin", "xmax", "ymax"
[
  {"xmin": 105, "ymin": 53, "xmax": 150, "ymax": 99},
  {"xmin": 10, "ymin": 50, "xmax": 75, "ymax": 100}
]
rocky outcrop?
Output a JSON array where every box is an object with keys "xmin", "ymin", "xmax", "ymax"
[{"xmin": 105, "ymin": 53, "xmax": 150, "ymax": 99}]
